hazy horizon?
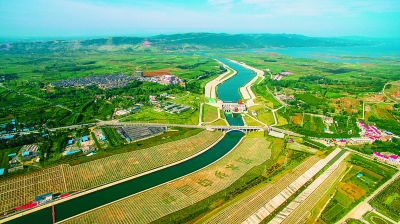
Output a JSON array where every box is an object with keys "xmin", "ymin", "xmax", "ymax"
[{"xmin": 1, "ymin": 0, "xmax": 400, "ymax": 39}]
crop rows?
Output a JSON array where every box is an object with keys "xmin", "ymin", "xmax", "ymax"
[
  {"xmin": 276, "ymin": 162, "xmax": 347, "ymax": 224},
  {"xmin": 63, "ymin": 130, "xmax": 222, "ymax": 191},
  {"xmin": 0, "ymin": 166, "xmax": 66, "ymax": 213},
  {"xmin": 204, "ymin": 156, "xmax": 321, "ymax": 224},
  {"xmin": 242, "ymin": 148, "xmax": 342, "ymax": 224},
  {"xmin": 63, "ymin": 137, "xmax": 271, "ymax": 224}
]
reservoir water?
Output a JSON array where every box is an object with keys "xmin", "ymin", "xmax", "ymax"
[{"xmin": 7, "ymin": 131, "xmax": 245, "ymax": 224}]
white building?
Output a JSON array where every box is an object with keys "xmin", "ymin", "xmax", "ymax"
[{"xmin": 221, "ymin": 103, "xmax": 247, "ymax": 113}]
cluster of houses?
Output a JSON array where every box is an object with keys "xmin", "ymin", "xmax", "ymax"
[
  {"xmin": 51, "ymin": 74, "xmax": 135, "ymax": 89},
  {"xmin": 135, "ymin": 74, "xmax": 184, "ymax": 86},
  {"xmin": 274, "ymin": 71, "xmax": 293, "ymax": 81},
  {"xmin": 357, "ymin": 121, "xmax": 392, "ymax": 142},
  {"xmin": 373, "ymin": 152, "xmax": 400, "ymax": 165}
]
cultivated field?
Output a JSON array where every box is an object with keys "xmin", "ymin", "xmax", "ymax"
[
  {"xmin": 0, "ymin": 165, "xmax": 66, "ymax": 213},
  {"xmin": 362, "ymin": 211, "xmax": 395, "ymax": 224},
  {"xmin": 0, "ymin": 131, "xmax": 221, "ymax": 213},
  {"xmin": 204, "ymin": 156, "xmax": 321, "ymax": 224},
  {"xmin": 62, "ymin": 137, "xmax": 272, "ymax": 224},
  {"xmin": 320, "ymin": 154, "xmax": 397, "ymax": 223},
  {"xmin": 279, "ymin": 162, "xmax": 347, "ymax": 224},
  {"xmin": 370, "ymin": 177, "xmax": 400, "ymax": 222},
  {"xmin": 63, "ymin": 130, "xmax": 222, "ymax": 191}
]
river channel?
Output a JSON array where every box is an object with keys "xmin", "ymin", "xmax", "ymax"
[
  {"xmin": 215, "ymin": 58, "xmax": 256, "ymax": 126},
  {"xmin": 7, "ymin": 131, "xmax": 245, "ymax": 224}
]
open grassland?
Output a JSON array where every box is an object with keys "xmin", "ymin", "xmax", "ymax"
[
  {"xmin": 63, "ymin": 130, "xmax": 222, "ymax": 191},
  {"xmin": 206, "ymin": 119, "xmax": 227, "ymax": 126},
  {"xmin": 63, "ymin": 137, "xmax": 272, "ymax": 224},
  {"xmin": 122, "ymin": 106, "xmax": 199, "ymax": 124},
  {"xmin": 302, "ymin": 114, "xmax": 326, "ymax": 133},
  {"xmin": 248, "ymin": 105, "xmax": 275, "ymax": 125},
  {"xmin": 366, "ymin": 104, "xmax": 397, "ymax": 121},
  {"xmin": 320, "ymin": 154, "xmax": 397, "ymax": 223},
  {"xmin": 371, "ymin": 177, "xmax": 400, "ymax": 222},
  {"xmin": 243, "ymin": 115, "xmax": 264, "ymax": 126},
  {"xmin": 203, "ymin": 104, "xmax": 219, "ymax": 122},
  {"xmin": 0, "ymin": 166, "xmax": 66, "ymax": 213},
  {"xmin": 251, "ymin": 85, "xmax": 281, "ymax": 109},
  {"xmin": 276, "ymin": 111, "xmax": 288, "ymax": 126},
  {"xmin": 287, "ymin": 141, "xmax": 318, "ymax": 154}
]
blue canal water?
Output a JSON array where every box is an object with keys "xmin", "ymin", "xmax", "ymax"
[
  {"xmin": 6, "ymin": 131, "xmax": 245, "ymax": 224},
  {"xmin": 215, "ymin": 58, "xmax": 256, "ymax": 102},
  {"xmin": 225, "ymin": 112, "xmax": 245, "ymax": 126}
]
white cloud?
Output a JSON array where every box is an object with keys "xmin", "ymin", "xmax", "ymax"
[
  {"xmin": 240, "ymin": 0, "xmax": 400, "ymax": 16},
  {"xmin": 207, "ymin": 0, "xmax": 234, "ymax": 11}
]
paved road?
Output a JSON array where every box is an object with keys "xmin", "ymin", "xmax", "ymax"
[{"xmin": 339, "ymin": 171, "xmax": 400, "ymax": 223}]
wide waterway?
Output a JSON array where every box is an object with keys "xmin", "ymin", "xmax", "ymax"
[
  {"xmin": 216, "ymin": 58, "xmax": 255, "ymax": 102},
  {"xmin": 6, "ymin": 131, "xmax": 245, "ymax": 224},
  {"xmin": 215, "ymin": 58, "xmax": 255, "ymax": 126}
]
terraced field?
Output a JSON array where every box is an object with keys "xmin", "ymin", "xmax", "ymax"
[
  {"xmin": 62, "ymin": 137, "xmax": 272, "ymax": 224},
  {"xmin": 276, "ymin": 161, "xmax": 347, "ymax": 224},
  {"xmin": 63, "ymin": 130, "xmax": 222, "ymax": 191},
  {"xmin": 204, "ymin": 156, "xmax": 321, "ymax": 224},
  {"xmin": 0, "ymin": 131, "xmax": 221, "ymax": 213},
  {"xmin": 0, "ymin": 166, "xmax": 66, "ymax": 213}
]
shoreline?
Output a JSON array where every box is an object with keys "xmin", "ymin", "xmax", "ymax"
[
  {"xmin": 229, "ymin": 59, "xmax": 265, "ymax": 107},
  {"xmin": 204, "ymin": 60, "xmax": 237, "ymax": 100}
]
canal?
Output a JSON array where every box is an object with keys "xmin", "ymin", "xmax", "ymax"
[
  {"xmin": 7, "ymin": 131, "xmax": 245, "ymax": 224},
  {"xmin": 216, "ymin": 58, "xmax": 255, "ymax": 102},
  {"xmin": 216, "ymin": 58, "xmax": 255, "ymax": 126}
]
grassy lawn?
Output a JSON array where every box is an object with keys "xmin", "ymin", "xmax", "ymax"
[
  {"xmin": 203, "ymin": 104, "xmax": 219, "ymax": 122},
  {"xmin": 207, "ymin": 119, "xmax": 227, "ymax": 126},
  {"xmin": 276, "ymin": 111, "xmax": 288, "ymax": 126},
  {"xmin": 122, "ymin": 106, "xmax": 199, "ymax": 125},
  {"xmin": 248, "ymin": 105, "xmax": 275, "ymax": 125},
  {"xmin": 251, "ymin": 84, "xmax": 281, "ymax": 109},
  {"xmin": 243, "ymin": 115, "xmax": 264, "ymax": 126}
]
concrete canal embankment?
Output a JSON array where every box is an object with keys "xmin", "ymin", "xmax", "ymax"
[{"xmin": 4, "ymin": 131, "xmax": 245, "ymax": 224}]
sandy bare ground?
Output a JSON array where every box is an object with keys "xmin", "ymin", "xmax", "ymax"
[{"xmin": 229, "ymin": 60, "xmax": 265, "ymax": 107}]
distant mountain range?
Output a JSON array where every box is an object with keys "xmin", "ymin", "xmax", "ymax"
[{"xmin": 1, "ymin": 33, "xmax": 376, "ymax": 53}]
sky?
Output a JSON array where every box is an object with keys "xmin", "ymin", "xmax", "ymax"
[{"xmin": 1, "ymin": 0, "xmax": 400, "ymax": 38}]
